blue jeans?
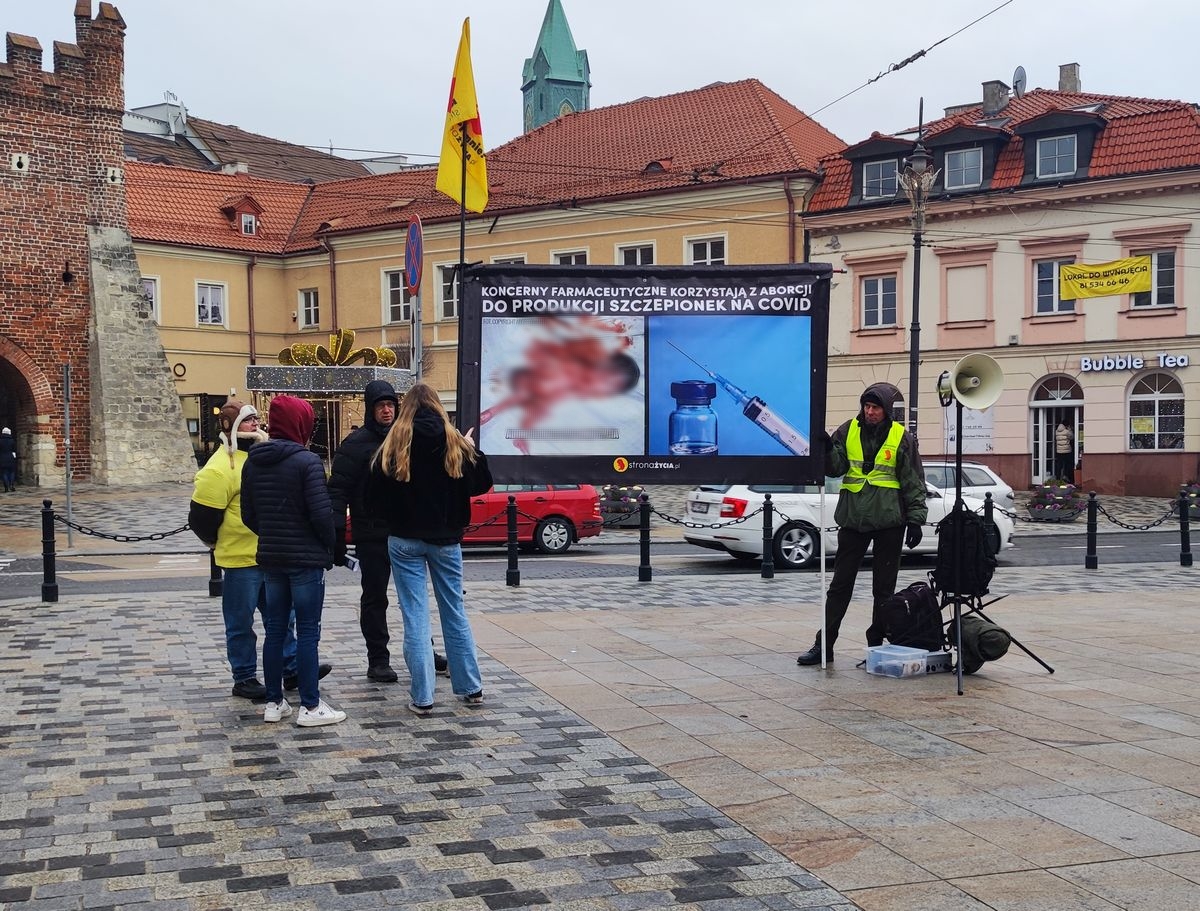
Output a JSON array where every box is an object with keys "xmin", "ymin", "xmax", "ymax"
[
  {"xmin": 262, "ymin": 567, "xmax": 325, "ymax": 709},
  {"xmin": 387, "ymin": 537, "xmax": 481, "ymax": 707},
  {"xmin": 222, "ymin": 566, "xmax": 296, "ymax": 683}
]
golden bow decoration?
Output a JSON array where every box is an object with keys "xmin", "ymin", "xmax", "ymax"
[{"xmin": 278, "ymin": 328, "xmax": 398, "ymax": 367}]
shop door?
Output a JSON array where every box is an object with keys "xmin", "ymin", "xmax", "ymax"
[{"xmin": 1032, "ymin": 406, "xmax": 1082, "ymax": 484}]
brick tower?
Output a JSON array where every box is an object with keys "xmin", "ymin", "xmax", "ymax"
[{"xmin": 0, "ymin": 1, "xmax": 194, "ymax": 486}]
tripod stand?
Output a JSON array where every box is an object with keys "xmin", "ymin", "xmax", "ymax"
[{"xmin": 937, "ymin": 393, "xmax": 1055, "ymax": 695}]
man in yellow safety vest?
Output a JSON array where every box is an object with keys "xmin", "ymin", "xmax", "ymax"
[{"xmin": 797, "ymin": 382, "xmax": 928, "ymax": 665}]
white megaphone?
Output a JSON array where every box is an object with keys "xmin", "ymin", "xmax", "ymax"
[{"xmin": 937, "ymin": 353, "xmax": 1003, "ymax": 411}]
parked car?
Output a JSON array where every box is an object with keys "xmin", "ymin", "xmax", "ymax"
[
  {"xmin": 922, "ymin": 460, "xmax": 1015, "ymax": 510},
  {"xmin": 466, "ymin": 483, "xmax": 602, "ymax": 554},
  {"xmin": 683, "ymin": 479, "xmax": 1014, "ymax": 570}
]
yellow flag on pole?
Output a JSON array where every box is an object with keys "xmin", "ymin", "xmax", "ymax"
[{"xmin": 436, "ymin": 18, "xmax": 488, "ymax": 213}]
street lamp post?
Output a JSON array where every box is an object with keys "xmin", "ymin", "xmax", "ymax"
[{"xmin": 898, "ymin": 131, "xmax": 938, "ymax": 437}]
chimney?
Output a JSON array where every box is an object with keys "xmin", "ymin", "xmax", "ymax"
[
  {"xmin": 982, "ymin": 80, "xmax": 1010, "ymax": 116},
  {"xmin": 1059, "ymin": 62, "xmax": 1081, "ymax": 93},
  {"xmin": 221, "ymin": 161, "xmax": 249, "ymax": 175}
]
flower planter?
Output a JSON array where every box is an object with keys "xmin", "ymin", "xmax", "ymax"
[
  {"xmin": 1027, "ymin": 508, "xmax": 1082, "ymax": 523},
  {"xmin": 1028, "ymin": 482, "xmax": 1085, "ymax": 522},
  {"xmin": 600, "ymin": 485, "xmax": 644, "ymax": 528}
]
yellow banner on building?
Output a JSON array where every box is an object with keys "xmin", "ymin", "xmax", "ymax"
[{"xmin": 1060, "ymin": 257, "xmax": 1152, "ymax": 299}]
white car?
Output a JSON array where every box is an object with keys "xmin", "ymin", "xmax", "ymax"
[
  {"xmin": 922, "ymin": 460, "xmax": 1016, "ymax": 511},
  {"xmin": 683, "ymin": 479, "xmax": 1014, "ymax": 570}
]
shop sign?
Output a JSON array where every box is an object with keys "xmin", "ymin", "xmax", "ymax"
[{"xmin": 1079, "ymin": 352, "xmax": 1189, "ymax": 372}]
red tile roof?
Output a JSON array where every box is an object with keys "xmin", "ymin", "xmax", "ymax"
[
  {"xmin": 808, "ymin": 89, "xmax": 1200, "ymax": 213},
  {"xmin": 125, "ymin": 161, "xmax": 314, "ymax": 254},
  {"xmin": 126, "ymin": 79, "xmax": 846, "ymax": 253}
]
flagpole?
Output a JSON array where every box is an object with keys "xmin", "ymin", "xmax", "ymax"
[{"xmin": 455, "ymin": 123, "xmax": 467, "ymax": 421}]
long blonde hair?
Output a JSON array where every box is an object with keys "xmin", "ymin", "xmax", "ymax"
[{"xmin": 373, "ymin": 383, "xmax": 476, "ymax": 482}]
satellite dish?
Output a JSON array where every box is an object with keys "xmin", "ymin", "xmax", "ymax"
[{"xmin": 1012, "ymin": 65, "xmax": 1027, "ymax": 99}]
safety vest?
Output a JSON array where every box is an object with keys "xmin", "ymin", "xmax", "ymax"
[{"xmin": 843, "ymin": 421, "xmax": 905, "ymax": 492}]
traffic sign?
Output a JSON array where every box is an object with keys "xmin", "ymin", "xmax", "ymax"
[{"xmin": 404, "ymin": 216, "xmax": 423, "ymax": 296}]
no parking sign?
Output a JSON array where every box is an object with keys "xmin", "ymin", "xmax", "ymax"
[{"xmin": 404, "ymin": 216, "xmax": 423, "ymax": 295}]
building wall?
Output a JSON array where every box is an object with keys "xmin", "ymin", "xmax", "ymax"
[{"xmin": 807, "ymin": 174, "xmax": 1200, "ymax": 495}]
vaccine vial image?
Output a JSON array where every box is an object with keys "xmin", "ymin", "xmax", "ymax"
[{"xmin": 669, "ymin": 380, "xmax": 718, "ymax": 454}]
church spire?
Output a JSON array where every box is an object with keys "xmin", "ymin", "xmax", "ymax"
[{"xmin": 521, "ymin": 0, "xmax": 590, "ymax": 132}]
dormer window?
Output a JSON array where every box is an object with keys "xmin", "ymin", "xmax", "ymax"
[
  {"xmin": 241, "ymin": 213, "xmax": 257, "ymax": 235},
  {"xmin": 944, "ymin": 148, "xmax": 983, "ymax": 190},
  {"xmin": 1036, "ymin": 135, "xmax": 1077, "ymax": 178},
  {"xmin": 863, "ymin": 159, "xmax": 897, "ymax": 198}
]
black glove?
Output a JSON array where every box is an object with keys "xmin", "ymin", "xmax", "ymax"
[
  {"xmin": 816, "ymin": 429, "xmax": 833, "ymax": 453},
  {"xmin": 905, "ymin": 523, "xmax": 923, "ymax": 549},
  {"xmin": 333, "ymin": 540, "xmax": 348, "ymax": 567}
]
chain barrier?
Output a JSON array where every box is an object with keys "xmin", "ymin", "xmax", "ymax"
[
  {"xmin": 462, "ymin": 509, "xmax": 508, "ymax": 534},
  {"xmin": 647, "ymin": 503, "xmax": 765, "ymax": 530},
  {"xmin": 1095, "ymin": 501, "xmax": 1178, "ymax": 532},
  {"xmin": 53, "ymin": 514, "xmax": 192, "ymax": 543}
]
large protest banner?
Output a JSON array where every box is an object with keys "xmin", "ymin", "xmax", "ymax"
[{"xmin": 458, "ymin": 264, "xmax": 831, "ymax": 485}]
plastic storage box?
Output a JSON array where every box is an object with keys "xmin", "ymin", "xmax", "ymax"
[{"xmin": 865, "ymin": 644, "xmax": 928, "ymax": 677}]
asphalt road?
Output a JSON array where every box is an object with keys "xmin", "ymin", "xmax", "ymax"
[{"xmin": 0, "ymin": 530, "xmax": 1191, "ymax": 602}]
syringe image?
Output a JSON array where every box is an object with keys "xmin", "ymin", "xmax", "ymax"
[{"xmin": 668, "ymin": 341, "xmax": 809, "ymax": 456}]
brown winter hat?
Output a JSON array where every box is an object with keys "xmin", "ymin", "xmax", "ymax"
[{"xmin": 218, "ymin": 400, "xmax": 254, "ymax": 438}]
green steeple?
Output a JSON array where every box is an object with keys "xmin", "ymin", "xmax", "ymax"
[{"xmin": 521, "ymin": 0, "xmax": 590, "ymax": 132}]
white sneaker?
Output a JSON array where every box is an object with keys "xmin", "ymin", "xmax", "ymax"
[
  {"xmin": 296, "ymin": 700, "xmax": 346, "ymax": 727},
  {"xmin": 263, "ymin": 699, "xmax": 292, "ymax": 723}
]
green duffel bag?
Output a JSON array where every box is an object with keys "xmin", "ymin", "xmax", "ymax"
[{"xmin": 955, "ymin": 614, "xmax": 1012, "ymax": 675}]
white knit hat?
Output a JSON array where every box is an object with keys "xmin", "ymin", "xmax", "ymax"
[{"xmin": 1, "ymin": 427, "xmax": 9, "ymax": 435}]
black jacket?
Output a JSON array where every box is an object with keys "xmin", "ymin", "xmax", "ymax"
[
  {"xmin": 242, "ymin": 439, "xmax": 335, "ymax": 569},
  {"xmin": 0, "ymin": 434, "xmax": 15, "ymax": 469},
  {"xmin": 328, "ymin": 381, "xmax": 395, "ymax": 547},
  {"xmin": 364, "ymin": 409, "xmax": 493, "ymax": 543}
]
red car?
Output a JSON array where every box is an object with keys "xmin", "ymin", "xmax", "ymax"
[{"xmin": 467, "ymin": 483, "xmax": 602, "ymax": 554}]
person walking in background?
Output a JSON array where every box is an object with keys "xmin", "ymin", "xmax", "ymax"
[
  {"xmin": 328, "ymin": 381, "xmax": 448, "ymax": 683},
  {"xmin": 1055, "ymin": 421, "xmax": 1075, "ymax": 481},
  {"xmin": 242, "ymin": 395, "xmax": 344, "ymax": 727},
  {"xmin": 797, "ymin": 382, "xmax": 928, "ymax": 666},
  {"xmin": 365, "ymin": 383, "xmax": 492, "ymax": 716},
  {"xmin": 0, "ymin": 427, "xmax": 16, "ymax": 492},
  {"xmin": 190, "ymin": 400, "xmax": 318, "ymax": 702}
]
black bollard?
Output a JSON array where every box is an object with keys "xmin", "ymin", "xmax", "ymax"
[
  {"xmin": 506, "ymin": 495, "xmax": 521, "ymax": 587},
  {"xmin": 1180, "ymin": 486, "xmax": 1193, "ymax": 568},
  {"xmin": 1085, "ymin": 491, "xmax": 1098, "ymax": 570},
  {"xmin": 41, "ymin": 499, "xmax": 58, "ymax": 603},
  {"xmin": 208, "ymin": 550, "xmax": 223, "ymax": 597},
  {"xmin": 760, "ymin": 493, "xmax": 775, "ymax": 579},
  {"xmin": 984, "ymin": 492, "xmax": 994, "ymax": 552},
  {"xmin": 637, "ymin": 493, "xmax": 652, "ymax": 582}
]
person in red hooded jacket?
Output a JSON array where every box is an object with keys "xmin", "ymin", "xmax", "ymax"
[{"xmin": 242, "ymin": 395, "xmax": 345, "ymax": 727}]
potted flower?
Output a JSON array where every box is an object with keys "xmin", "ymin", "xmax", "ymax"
[
  {"xmin": 599, "ymin": 484, "xmax": 644, "ymax": 527},
  {"xmin": 1027, "ymin": 479, "xmax": 1085, "ymax": 522}
]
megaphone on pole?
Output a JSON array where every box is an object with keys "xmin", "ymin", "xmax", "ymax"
[{"xmin": 937, "ymin": 353, "xmax": 1003, "ymax": 411}]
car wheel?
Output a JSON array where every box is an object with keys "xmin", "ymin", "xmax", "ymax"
[
  {"xmin": 772, "ymin": 521, "xmax": 818, "ymax": 570},
  {"xmin": 534, "ymin": 517, "xmax": 573, "ymax": 554}
]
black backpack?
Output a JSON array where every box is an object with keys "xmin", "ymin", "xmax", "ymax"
[
  {"xmin": 931, "ymin": 509, "xmax": 997, "ymax": 597},
  {"xmin": 879, "ymin": 582, "xmax": 944, "ymax": 651}
]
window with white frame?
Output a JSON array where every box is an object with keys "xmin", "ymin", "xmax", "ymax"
[
  {"xmin": 1131, "ymin": 249, "xmax": 1176, "ymax": 308},
  {"xmin": 1036, "ymin": 135, "xmax": 1077, "ymax": 178},
  {"xmin": 861, "ymin": 274, "xmax": 897, "ymax": 328},
  {"xmin": 196, "ymin": 282, "xmax": 225, "ymax": 326},
  {"xmin": 241, "ymin": 213, "xmax": 257, "ymax": 235},
  {"xmin": 862, "ymin": 159, "xmax": 897, "ymax": 198},
  {"xmin": 1129, "ymin": 372, "xmax": 1184, "ymax": 450},
  {"xmin": 555, "ymin": 250, "xmax": 587, "ymax": 265},
  {"xmin": 299, "ymin": 289, "xmax": 319, "ymax": 328},
  {"xmin": 688, "ymin": 237, "xmax": 726, "ymax": 265},
  {"xmin": 439, "ymin": 265, "xmax": 459, "ymax": 320},
  {"xmin": 139, "ymin": 276, "xmax": 159, "ymax": 323},
  {"xmin": 492, "ymin": 255, "xmax": 526, "ymax": 264},
  {"xmin": 944, "ymin": 148, "xmax": 983, "ymax": 190},
  {"xmin": 384, "ymin": 270, "xmax": 414, "ymax": 323},
  {"xmin": 618, "ymin": 244, "xmax": 654, "ymax": 266},
  {"xmin": 1034, "ymin": 258, "xmax": 1076, "ymax": 314}
]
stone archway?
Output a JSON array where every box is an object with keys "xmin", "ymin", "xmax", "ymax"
[{"xmin": 0, "ymin": 336, "xmax": 58, "ymax": 487}]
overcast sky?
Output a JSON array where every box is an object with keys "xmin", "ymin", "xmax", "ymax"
[{"xmin": 5, "ymin": 0, "xmax": 1199, "ymax": 165}]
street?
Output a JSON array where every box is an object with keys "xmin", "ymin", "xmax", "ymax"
[{"xmin": 0, "ymin": 530, "xmax": 1189, "ymax": 601}]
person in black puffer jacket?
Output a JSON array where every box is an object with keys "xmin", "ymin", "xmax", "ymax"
[
  {"xmin": 242, "ymin": 395, "xmax": 345, "ymax": 728},
  {"xmin": 364, "ymin": 383, "xmax": 493, "ymax": 717},
  {"xmin": 328, "ymin": 380, "xmax": 448, "ymax": 682}
]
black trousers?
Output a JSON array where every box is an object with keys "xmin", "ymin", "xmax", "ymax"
[
  {"xmin": 819, "ymin": 525, "xmax": 905, "ymax": 648},
  {"xmin": 356, "ymin": 539, "xmax": 392, "ymax": 666},
  {"xmin": 1054, "ymin": 452, "xmax": 1074, "ymax": 481}
]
